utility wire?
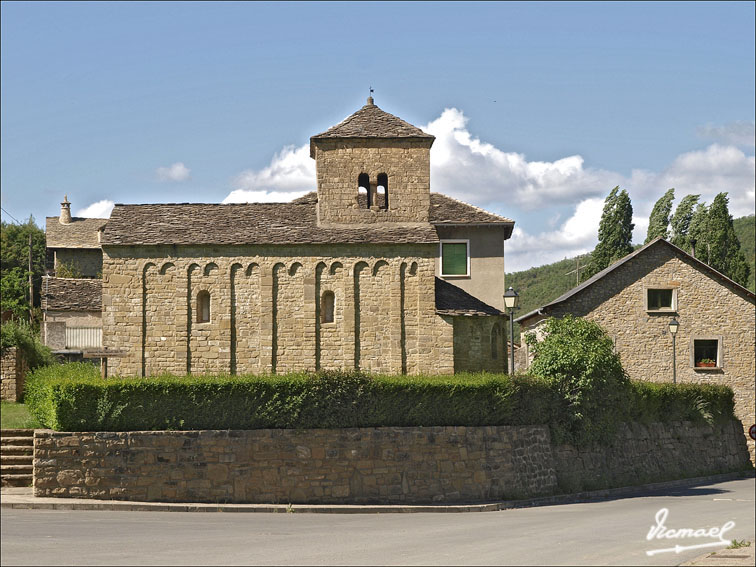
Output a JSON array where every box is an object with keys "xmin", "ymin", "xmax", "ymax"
[{"xmin": 1, "ymin": 206, "xmax": 22, "ymax": 224}]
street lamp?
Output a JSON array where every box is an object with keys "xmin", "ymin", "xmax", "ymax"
[
  {"xmin": 503, "ymin": 287, "xmax": 520, "ymax": 374},
  {"xmin": 668, "ymin": 318, "xmax": 679, "ymax": 384}
]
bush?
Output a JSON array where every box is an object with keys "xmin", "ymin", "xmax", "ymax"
[
  {"xmin": 0, "ymin": 319, "xmax": 56, "ymax": 370},
  {"xmin": 525, "ymin": 315, "xmax": 631, "ymax": 444},
  {"xmin": 24, "ymin": 366, "xmax": 557, "ymax": 432}
]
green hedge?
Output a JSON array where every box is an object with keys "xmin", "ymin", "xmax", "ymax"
[
  {"xmin": 25, "ymin": 365, "xmax": 557, "ymax": 432},
  {"xmin": 25, "ymin": 364, "xmax": 737, "ymax": 443}
]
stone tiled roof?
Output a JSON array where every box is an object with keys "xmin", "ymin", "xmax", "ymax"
[
  {"xmin": 101, "ymin": 202, "xmax": 440, "ymax": 246},
  {"xmin": 515, "ymin": 237, "xmax": 756, "ymax": 324},
  {"xmin": 311, "ymin": 98, "xmax": 434, "ymax": 141},
  {"xmin": 292, "ymin": 192, "xmax": 514, "ymax": 226},
  {"xmin": 41, "ymin": 277, "xmax": 102, "ymax": 312},
  {"xmin": 430, "ymin": 194, "xmax": 514, "ymax": 225},
  {"xmin": 435, "ymin": 278, "xmax": 503, "ymax": 316},
  {"xmin": 45, "ymin": 217, "xmax": 107, "ymax": 249}
]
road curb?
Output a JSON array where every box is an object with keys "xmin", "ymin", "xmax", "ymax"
[{"xmin": 1, "ymin": 470, "xmax": 752, "ymax": 514}]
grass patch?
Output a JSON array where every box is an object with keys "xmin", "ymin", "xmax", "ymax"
[{"xmin": 0, "ymin": 401, "xmax": 41, "ymax": 429}]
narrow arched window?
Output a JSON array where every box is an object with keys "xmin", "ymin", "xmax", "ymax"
[
  {"xmin": 321, "ymin": 291, "xmax": 335, "ymax": 324},
  {"xmin": 358, "ymin": 173, "xmax": 371, "ymax": 208},
  {"xmin": 491, "ymin": 323, "xmax": 501, "ymax": 360},
  {"xmin": 197, "ymin": 290, "xmax": 210, "ymax": 323},
  {"xmin": 377, "ymin": 173, "xmax": 388, "ymax": 210}
]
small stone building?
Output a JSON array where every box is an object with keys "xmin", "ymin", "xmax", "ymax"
[
  {"xmin": 42, "ymin": 197, "xmax": 107, "ymax": 356},
  {"xmin": 516, "ymin": 238, "xmax": 756, "ymax": 459},
  {"xmin": 100, "ymin": 98, "xmax": 515, "ymax": 376}
]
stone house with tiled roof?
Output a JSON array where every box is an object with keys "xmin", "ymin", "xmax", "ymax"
[
  {"xmin": 42, "ymin": 197, "xmax": 107, "ymax": 355},
  {"xmin": 516, "ymin": 238, "xmax": 756, "ymax": 460},
  {"xmin": 100, "ymin": 97, "xmax": 516, "ymax": 376}
]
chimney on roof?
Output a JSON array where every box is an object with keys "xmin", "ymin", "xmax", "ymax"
[
  {"xmin": 690, "ymin": 238, "xmax": 697, "ymax": 259},
  {"xmin": 59, "ymin": 195, "xmax": 72, "ymax": 224}
]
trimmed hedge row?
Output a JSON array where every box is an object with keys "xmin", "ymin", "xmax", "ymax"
[
  {"xmin": 25, "ymin": 364, "xmax": 559, "ymax": 432},
  {"xmin": 25, "ymin": 363, "xmax": 737, "ymax": 446}
]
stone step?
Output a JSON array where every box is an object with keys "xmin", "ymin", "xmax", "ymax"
[
  {"xmin": 0, "ymin": 436, "xmax": 33, "ymax": 447},
  {"xmin": 1, "ymin": 464, "xmax": 32, "ymax": 474},
  {"xmin": 1, "ymin": 455, "xmax": 33, "ymax": 465},
  {"xmin": 0, "ymin": 474, "xmax": 32, "ymax": 487},
  {"xmin": 0, "ymin": 429, "xmax": 35, "ymax": 438},
  {"xmin": 0, "ymin": 446, "xmax": 33, "ymax": 456}
]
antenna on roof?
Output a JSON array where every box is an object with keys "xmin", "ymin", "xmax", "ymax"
[{"xmin": 368, "ymin": 86, "xmax": 374, "ymax": 105}]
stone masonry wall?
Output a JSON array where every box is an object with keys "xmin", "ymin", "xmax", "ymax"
[
  {"xmin": 553, "ymin": 420, "xmax": 751, "ymax": 493},
  {"xmin": 453, "ymin": 316, "xmax": 508, "ymax": 373},
  {"xmin": 521, "ymin": 245, "xmax": 756, "ymax": 462},
  {"xmin": 1, "ymin": 347, "xmax": 28, "ymax": 402},
  {"xmin": 33, "ymin": 426, "xmax": 557, "ymax": 504},
  {"xmin": 33, "ymin": 419, "xmax": 751, "ymax": 504},
  {"xmin": 102, "ymin": 244, "xmax": 454, "ymax": 377},
  {"xmin": 313, "ymin": 139, "xmax": 432, "ymax": 225}
]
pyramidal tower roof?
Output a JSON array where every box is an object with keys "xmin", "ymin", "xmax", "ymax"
[{"xmin": 310, "ymin": 97, "xmax": 434, "ymax": 152}]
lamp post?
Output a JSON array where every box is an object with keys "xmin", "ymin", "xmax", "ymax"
[
  {"xmin": 503, "ymin": 286, "xmax": 520, "ymax": 374},
  {"xmin": 668, "ymin": 318, "xmax": 679, "ymax": 384}
]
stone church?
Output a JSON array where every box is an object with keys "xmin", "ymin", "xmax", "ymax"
[{"xmin": 100, "ymin": 97, "xmax": 515, "ymax": 376}]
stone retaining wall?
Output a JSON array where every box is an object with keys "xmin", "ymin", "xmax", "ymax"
[
  {"xmin": 553, "ymin": 420, "xmax": 751, "ymax": 493},
  {"xmin": 33, "ymin": 420, "xmax": 752, "ymax": 504},
  {"xmin": 33, "ymin": 426, "xmax": 556, "ymax": 504}
]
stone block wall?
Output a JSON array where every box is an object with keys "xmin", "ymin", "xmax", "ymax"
[
  {"xmin": 312, "ymin": 139, "xmax": 432, "ymax": 225},
  {"xmin": 33, "ymin": 419, "xmax": 751, "ymax": 504},
  {"xmin": 102, "ymin": 243, "xmax": 455, "ymax": 377},
  {"xmin": 520, "ymin": 244, "xmax": 756, "ymax": 462},
  {"xmin": 452, "ymin": 316, "xmax": 508, "ymax": 373},
  {"xmin": 1, "ymin": 347, "xmax": 28, "ymax": 402},
  {"xmin": 33, "ymin": 426, "xmax": 557, "ymax": 504},
  {"xmin": 553, "ymin": 420, "xmax": 751, "ymax": 493}
]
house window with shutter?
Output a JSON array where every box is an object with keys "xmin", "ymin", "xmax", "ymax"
[{"xmin": 440, "ymin": 240, "xmax": 470, "ymax": 277}]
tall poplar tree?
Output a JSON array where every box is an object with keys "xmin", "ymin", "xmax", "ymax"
[
  {"xmin": 583, "ymin": 187, "xmax": 635, "ymax": 281},
  {"xmin": 645, "ymin": 188, "xmax": 675, "ymax": 243},
  {"xmin": 670, "ymin": 194, "xmax": 700, "ymax": 251},
  {"xmin": 704, "ymin": 193, "xmax": 750, "ymax": 286},
  {"xmin": 688, "ymin": 203, "xmax": 710, "ymax": 261}
]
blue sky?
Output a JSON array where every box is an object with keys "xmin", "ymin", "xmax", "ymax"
[{"xmin": 2, "ymin": 1, "xmax": 754, "ymax": 270}]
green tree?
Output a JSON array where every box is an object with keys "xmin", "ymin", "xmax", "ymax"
[
  {"xmin": 0, "ymin": 217, "xmax": 46, "ymax": 319},
  {"xmin": 525, "ymin": 315, "xmax": 629, "ymax": 445},
  {"xmin": 688, "ymin": 203, "xmax": 709, "ymax": 260},
  {"xmin": 645, "ymin": 188, "xmax": 674, "ymax": 243},
  {"xmin": 670, "ymin": 194, "xmax": 700, "ymax": 251},
  {"xmin": 704, "ymin": 193, "xmax": 750, "ymax": 287},
  {"xmin": 583, "ymin": 187, "xmax": 634, "ymax": 281}
]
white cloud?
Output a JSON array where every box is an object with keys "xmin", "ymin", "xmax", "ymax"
[
  {"xmin": 698, "ymin": 121, "xmax": 755, "ymax": 147},
  {"xmin": 506, "ymin": 198, "xmax": 604, "ymax": 272},
  {"xmin": 233, "ymin": 145, "xmax": 315, "ymax": 193},
  {"xmin": 222, "ymin": 190, "xmax": 309, "ymax": 204},
  {"xmin": 74, "ymin": 200, "xmax": 114, "ymax": 218},
  {"xmin": 421, "ymin": 109, "xmax": 622, "ymax": 210},
  {"xmin": 156, "ymin": 162, "xmax": 191, "ymax": 182},
  {"xmin": 626, "ymin": 144, "xmax": 756, "ymax": 218}
]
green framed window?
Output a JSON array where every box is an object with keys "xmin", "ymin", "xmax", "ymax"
[{"xmin": 440, "ymin": 241, "xmax": 469, "ymax": 277}]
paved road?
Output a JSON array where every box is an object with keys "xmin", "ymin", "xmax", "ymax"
[{"xmin": 2, "ymin": 478, "xmax": 754, "ymax": 566}]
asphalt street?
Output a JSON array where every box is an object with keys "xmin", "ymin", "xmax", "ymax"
[{"xmin": 2, "ymin": 478, "xmax": 754, "ymax": 566}]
